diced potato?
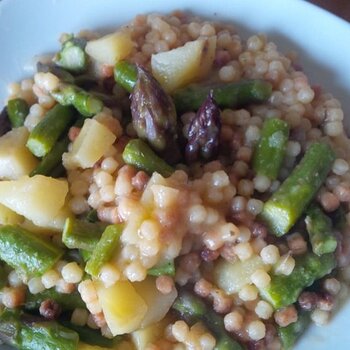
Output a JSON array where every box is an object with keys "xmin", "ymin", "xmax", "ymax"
[
  {"xmin": 0, "ymin": 175, "xmax": 68, "ymax": 227},
  {"xmin": 133, "ymin": 277, "xmax": 177, "ymax": 328},
  {"xmin": 0, "ymin": 127, "xmax": 38, "ymax": 180},
  {"xmin": 0, "ymin": 203, "xmax": 24, "ymax": 225},
  {"xmin": 96, "ymin": 281, "xmax": 148, "ymax": 336},
  {"xmin": 63, "ymin": 119, "xmax": 116, "ymax": 169},
  {"xmin": 151, "ymin": 36, "xmax": 216, "ymax": 92},
  {"xmin": 86, "ymin": 31, "xmax": 134, "ymax": 65},
  {"xmin": 214, "ymin": 256, "xmax": 269, "ymax": 294}
]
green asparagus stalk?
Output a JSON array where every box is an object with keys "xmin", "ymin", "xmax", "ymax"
[
  {"xmin": 26, "ymin": 104, "xmax": 75, "ymax": 157},
  {"xmin": 85, "ymin": 224, "xmax": 123, "ymax": 278},
  {"xmin": 252, "ymin": 118, "xmax": 289, "ymax": 180},
  {"xmin": 260, "ymin": 142, "xmax": 335, "ymax": 237},
  {"xmin": 62, "ymin": 217, "xmax": 106, "ymax": 252},
  {"xmin": 258, "ymin": 252, "xmax": 336, "ymax": 309},
  {"xmin": 0, "ymin": 107, "xmax": 12, "ymax": 136},
  {"xmin": 25, "ymin": 288, "xmax": 85, "ymax": 311},
  {"xmin": 51, "ymin": 84, "xmax": 103, "ymax": 117},
  {"xmin": 147, "ymin": 260, "xmax": 175, "ymax": 277},
  {"xmin": 305, "ymin": 205, "xmax": 338, "ymax": 256},
  {"xmin": 278, "ymin": 311, "xmax": 310, "ymax": 350},
  {"xmin": 7, "ymin": 98, "xmax": 29, "ymax": 128},
  {"xmin": 173, "ymin": 291, "xmax": 243, "ymax": 350},
  {"xmin": 0, "ymin": 309, "xmax": 79, "ymax": 350},
  {"xmin": 114, "ymin": 60, "xmax": 137, "ymax": 92},
  {"xmin": 173, "ymin": 79, "xmax": 272, "ymax": 112},
  {"xmin": 122, "ymin": 139, "xmax": 174, "ymax": 177},
  {"xmin": 0, "ymin": 225, "xmax": 63, "ymax": 277}
]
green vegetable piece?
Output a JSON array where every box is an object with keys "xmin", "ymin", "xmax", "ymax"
[
  {"xmin": 26, "ymin": 104, "xmax": 75, "ymax": 157},
  {"xmin": 62, "ymin": 217, "xmax": 107, "ymax": 252},
  {"xmin": 173, "ymin": 292, "xmax": 243, "ymax": 350},
  {"xmin": 258, "ymin": 252, "xmax": 336, "ymax": 309},
  {"xmin": 173, "ymin": 79, "xmax": 272, "ymax": 112},
  {"xmin": 278, "ymin": 311, "xmax": 310, "ymax": 350},
  {"xmin": 0, "ymin": 263, "xmax": 9, "ymax": 289},
  {"xmin": 114, "ymin": 60, "xmax": 137, "ymax": 92},
  {"xmin": 51, "ymin": 84, "xmax": 103, "ymax": 117},
  {"xmin": 305, "ymin": 205, "xmax": 338, "ymax": 256},
  {"xmin": 122, "ymin": 139, "xmax": 174, "ymax": 177},
  {"xmin": 147, "ymin": 260, "xmax": 175, "ymax": 277},
  {"xmin": 0, "ymin": 107, "xmax": 12, "ymax": 136},
  {"xmin": 37, "ymin": 62, "xmax": 76, "ymax": 84},
  {"xmin": 252, "ymin": 118, "xmax": 289, "ymax": 180},
  {"xmin": 0, "ymin": 309, "xmax": 79, "ymax": 350},
  {"xmin": 85, "ymin": 224, "xmax": 123, "ymax": 278},
  {"xmin": 0, "ymin": 225, "xmax": 63, "ymax": 277},
  {"xmin": 7, "ymin": 98, "xmax": 29, "ymax": 128},
  {"xmin": 55, "ymin": 36, "xmax": 88, "ymax": 74},
  {"xmin": 260, "ymin": 142, "xmax": 335, "ymax": 236},
  {"xmin": 25, "ymin": 288, "xmax": 85, "ymax": 311}
]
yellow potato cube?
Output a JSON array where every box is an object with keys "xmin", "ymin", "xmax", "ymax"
[{"xmin": 0, "ymin": 203, "xmax": 24, "ymax": 225}]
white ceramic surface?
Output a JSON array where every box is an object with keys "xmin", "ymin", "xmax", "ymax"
[{"xmin": 0, "ymin": 0, "xmax": 350, "ymax": 349}]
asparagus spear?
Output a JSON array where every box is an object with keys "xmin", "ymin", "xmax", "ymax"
[
  {"xmin": 173, "ymin": 291, "xmax": 243, "ymax": 350},
  {"xmin": 0, "ymin": 107, "xmax": 12, "ymax": 136},
  {"xmin": 260, "ymin": 142, "xmax": 335, "ymax": 237},
  {"xmin": 37, "ymin": 62, "xmax": 76, "ymax": 84},
  {"xmin": 51, "ymin": 84, "xmax": 103, "ymax": 117},
  {"xmin": 7, "ymin": 98, "xmax": 29, "ymax": 128},
  {"xmin": 305, "ymin": 205, "xmax": 338, "ymax": 256},
  {"xmin": 26, "ymin": 104, "xmax": 75, "ymax": 157},
  {"xmin": 114, "ymin": 60, "xmax": 137, "ymax": 92},
  {"xmin": 278, "ymin": 311, "xmax": 310, "ymax": 350},
  {"xmin": 252, "ymin": 118, "xmax": 289, "ymax": 180},
  {"xmin": 258, "ymin": 252, "xmax": 336, "ymax": 309},
  {"xmin": 85, "ymin": 224, "xmax": 123, "ymax": 278},
  {"xmin": 0, "ymin": 309, "xmax": 79, "ymax": 350},
  {"xmin": 0, "ymin": 225, "xmax": 63, "ymax": 277},
  {"xmin": 147, "ymin": 260, "xmax": 175, "ymax": 277},
  {"xmin": 62, "ymin": 217, "xmax": 107, "ymax": 252},
  {"xmin": 25, "ymin": 288, "xmax": 85, "ymax": 311},
  {"xmin": 122, "ymin": 139, "xmax": 174, "ymax": 177}
]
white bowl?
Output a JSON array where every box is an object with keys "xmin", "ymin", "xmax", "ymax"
[{"xmin": 0, "ymin": 0, "xmax": 350, "ymax": 348}]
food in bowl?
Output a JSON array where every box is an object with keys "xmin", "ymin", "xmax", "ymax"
[{"xmin": 0, "ymin": 10, "xmax": 349, "ymax": 350}]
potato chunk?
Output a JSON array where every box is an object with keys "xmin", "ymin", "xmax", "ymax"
[
  {"xmin": 0, "ymin": 204, "xmax": 24, "ymax": 225},
  {"xmin": 85, "ymin": 31, "xmax": 134, "ymax": 65},
  {"xmin": 0, "ymin": 127, "xmax": 38, "ymax": 180},
  {"xmin": 151, "ymin": 36, "xmax": 216, "ymax": 92}
]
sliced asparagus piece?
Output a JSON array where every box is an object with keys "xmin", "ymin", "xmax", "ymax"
[{"xmin": 7, "ymin": 98, "xmax": 29, "ymax": 128}]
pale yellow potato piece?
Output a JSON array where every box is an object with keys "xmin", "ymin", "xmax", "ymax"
[
  {"xmin": 134, "ymin": 277, "xmax": 177, "ymax": 328},
  {"xmin": 0, "ymin": 127, "xmax": 38, "ymax": 180},
  {"xmin": 85, "ymin": 31, "xmax": 134, "ymax": 65},
  {"xmin": 0, "ymin": 203, "xmax": 24, "ymax": 225},
  {"xmin": 63, "ymin": 119, "xmax": 116, "ymax": 169},
  {"xmin": 151, "ymin": 36, "xmax": 216, "ymax": 92},
  {"xmin": 96, "ymin": 281, "xmax": 148, "ymax": 336},
  {"xmin": 0, "ymin": 175, "xmax": 68, "ymax": 227}
]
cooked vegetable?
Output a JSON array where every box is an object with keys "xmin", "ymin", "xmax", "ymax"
[
  {"xmin": 173, "ymin": 291, "xmax": 243, "ymax": 350},
  {"xmin": 0, "ymin": 204, "xmax": 24, "ymax": 226},
  {"xmin": 278, "ymin": 311, "xmax": 310, "ymax": 350},
  {"xmin": 258, "ymin": 252, "xmax": 336, "ymax": 309},
  {"xmin": 55, "ymin": 36, "xmax": 88, "ymax": 73},
  {"xmin": 114, "ymin": 60, "xmax": 137, "ymax": 92},
  {"xmin": 173, "ymin": 79, "xmax": 272, "ymax": 113},
  {"xmin": 185, "ymin": 90, "xmax": 221, "ymax": 163},
  {"xmin": 0, "ymin": 309, "xmax": 79, "ymax": 350},
  {"xmin": 0, "ymin": 225, "xmax": 63, "ymax": 277},
  {"xmin": 37, "ymin": 62, "xmax": 76, "ymax": 83},
  {"xmin": 252, "ymin": 118, "xmax": 289, "ymax": 180},
  {"xmin": 63, "ymin": 118, "xmax": 116, "ymax": 169},
  {"xmin": 131, "ymin": 65, "xmax": 180, "ymax": 163},
  {"xmin": 151, "ymin": 37, "xmax": 216, "ymax": 92},
  {"xmin": 122, "ymin": 139, "xmax": 174, "ymax": 177},
  {"xmin": 7, "ymin": 98, "xmax": 29, "ymax": 128},
  {"xmin": 85, "ymin": 224, "xmax": 123, "ymax": 278},
  {"xmin": 305, "ymin": 205, "xmax": 338, "ymax": 256},
  {"xmin": 63, "ymin": 217, "xmax": 106, "ymax": 251},
  {"xmin": 0, "ymin": 107, "xmax": 12, "ymax": 136},
  {"xmin": 0, "ymin": 175, "xmax": 68, "ymax": 227},
  {"xmin": 147, "ymin": 260, "xmax": 175, "ymax": 277},
  {"xmin": 85, "ymin": 31, "xmax": 134, "ymax": 66},
  {"xmin": 51, "ymin": 84, "xmax": 103, "ymax": 117},
  {"xmin": 26, "ymin": 104, "xmax": 75, "ymax": 157},
  {"xmin": 260, "ymin": 142, "xmax": 335, "ymax": 237},
  {"xmin": 0, "ymin": 127, "xmax": 39, "ymax": 180}
]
